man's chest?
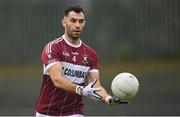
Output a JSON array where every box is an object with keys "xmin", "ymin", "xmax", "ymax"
[
  {"xmin": 59, "ymin": 48, "xmax": 91, "ymax": 84},
  {"xmin": 60, "ymin": 47, "xmax": 91, "ymax": 66}
]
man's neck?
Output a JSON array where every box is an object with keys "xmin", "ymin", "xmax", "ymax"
[{"xmin": 64, "ymin": 34, "xmax": 80, "ymax": 46}]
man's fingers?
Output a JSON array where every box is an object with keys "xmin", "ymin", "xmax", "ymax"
[
  {"xmin": 87, "ymin": 79, "xmax": 96, "ymax": 87},
  {"xmin": 92, "ymin": 88, "xmax": 101, "ymax": 92},
  {"xmin": 88, "ymin": 79, "xmax": 97, "ymax": 87},
  {"xmin": 91, "ymin": 92, "xmax": 102, "ymax": 101},
  {"xmin": 109, "ymin": 96, "xmax": 129, "ymax": 105},
  {"xmin": 92, "ymin": 79, "xmax": 97, "ymax": 87}
]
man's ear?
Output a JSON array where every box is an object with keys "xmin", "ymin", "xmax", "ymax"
[
  {"xmin": 84, "ymin": 20, "xmax": 87, "ymax": 27},
  {"xmin": 61, "ymin": 18, "xmax": 66, "ymax": 28}
]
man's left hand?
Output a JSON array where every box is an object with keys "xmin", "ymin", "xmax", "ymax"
[{"xmin": 105, "ymin": 96, "xmax": 128, "ymax": 105}]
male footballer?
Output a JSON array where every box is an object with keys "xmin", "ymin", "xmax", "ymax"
[{"xmin": 35, "ymin": 5, "xmax": 125, "ymax": 117}]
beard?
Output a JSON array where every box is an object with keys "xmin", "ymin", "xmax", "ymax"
[{"xmin": 66, "ymin": 30, "xmax": 80, "ymax": 40}]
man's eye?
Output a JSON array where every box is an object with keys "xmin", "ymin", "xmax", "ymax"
[
  {"xmin": 70, "ymin": 19, "xmax": 76, "ymax": 23},
  {"xmin": 79, "ymin": 20, "xmax": 84, "ymax": 23}
]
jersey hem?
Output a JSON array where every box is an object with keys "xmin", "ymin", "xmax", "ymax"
[{"xmin": 36, "ymin": 111, "xmax": 84, "ymax": 116}]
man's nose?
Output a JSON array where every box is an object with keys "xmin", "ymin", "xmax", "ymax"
[{"xmin": 75, "ymin": 21, "xmax": 80, "ymax": 27}]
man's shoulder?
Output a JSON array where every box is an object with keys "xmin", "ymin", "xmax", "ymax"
[
  {"xmin": 42, "ymin": 36, "xmax": 64, "ymax": 54},
  {"xmin": 81, "ymin": 42, "xmax": 97, "ymax": 55},
  {"xmin": 47, "ymin": 36, "xmax": 64, "ymax": 46},
  {"xmin": 45, "ymin": 36, "xmax": 64, "ymax": 47}
]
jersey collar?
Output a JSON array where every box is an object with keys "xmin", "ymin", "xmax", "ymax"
[{"xmin": 63, "ymin": 35, "xmax": 82, "ymax": 48}]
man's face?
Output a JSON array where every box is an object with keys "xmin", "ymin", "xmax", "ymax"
[{"xmin": 62, "ymin": 11, "xmax": 86, "ymax": 40}]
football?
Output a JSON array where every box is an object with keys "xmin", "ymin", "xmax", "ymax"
[{"xmin": 111, "ymin": 72, "xmax": 139, "ymax": 101}]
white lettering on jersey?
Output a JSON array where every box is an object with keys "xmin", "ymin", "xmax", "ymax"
[
  {"xmin": 43, "ymin": 61, "xmax": 90, "ymax": 84},
  {"xmin": 71, "ymin": 52, "xmax": 79, "ymax": 55},
  {"xmin": 63, "ymin": 51, "xmax": 70, "ymax": 56},
  {"xmin": 61, "ymin": 62, "xmax": 90, "ymax": 84}
]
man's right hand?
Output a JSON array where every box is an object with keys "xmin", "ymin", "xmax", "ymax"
[{"xmin": 76, "ymin": 79, "xmax": 102, "ymax": 102}]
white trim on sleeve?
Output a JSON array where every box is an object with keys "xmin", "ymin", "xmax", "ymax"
[
  {"xmin": 43, "ymin": 62, "xmax": 60, "ymax": 74},
  {"xmin": 89, "ymin": 69, "xmax": 99, "ymax": 73}
]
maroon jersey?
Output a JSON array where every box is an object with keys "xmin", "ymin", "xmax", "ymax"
[{"xmin": 35, "ymin": 35, "xmax": 99, "ymax": 116}]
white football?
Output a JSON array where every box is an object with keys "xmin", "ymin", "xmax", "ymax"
[{"xmin": 111, "ymin": 72, "xmax": 139, "ymax": 101}]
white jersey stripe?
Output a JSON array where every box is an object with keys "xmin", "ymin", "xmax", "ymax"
[
  {"xmin": 50, "ymin": 37, "xmax": 63, "ymax": 54},
  {"xmin": 36, "ymin": 77, "xmax": 50, "ymax": 112},
  {"xmin": 46, "ymin": 37, "xmax": 63, "ymax": 55},
  {"xmin": 47, "ymin": 87, "xmax": 57, "ymax": 115},
  {"xmin": 60, "ymin": 93, "xmax": 67, "ymax": 115}
]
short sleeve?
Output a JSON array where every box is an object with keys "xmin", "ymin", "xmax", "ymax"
[
  {"xmin": 41, "ymin": 42, "xmax": 61, "ymax": 74},
  {"xmin": 89, "ymin": 51, "xmax": 99, "ymax": 73}
]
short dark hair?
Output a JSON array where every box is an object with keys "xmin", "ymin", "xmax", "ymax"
[{"xmin": 64, "ymin": 5, "xmax": 85, "ymax": 16}]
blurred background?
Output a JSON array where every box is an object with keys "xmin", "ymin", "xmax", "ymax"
[{"xmin": 0, "ymin": 0, "xmax": 180, "ymax": 116}]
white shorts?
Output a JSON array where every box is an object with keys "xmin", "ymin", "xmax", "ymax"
[{"xmin": 36, "ymin": 112, "xmax": 84, "ymax": 117}]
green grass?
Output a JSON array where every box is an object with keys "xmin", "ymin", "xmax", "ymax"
[{"xmin": 0, "ymin": 59, "xmax": 180, "ymax": 79}]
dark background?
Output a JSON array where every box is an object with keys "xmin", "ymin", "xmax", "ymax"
[{"xmin": 0, "ymin": 0, "xmax": 180, "ymax": 116}]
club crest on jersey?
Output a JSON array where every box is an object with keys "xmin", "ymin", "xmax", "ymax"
[
  {"xmin": 82, "ymin": 55, "xmax": 89, "ymax": 64},
  {"xmin": 72, "ymin": 56, "xmax": 77, "ymax": 62},
  {"xmin": 63, "ymin": 51, "xmax": 70, "ymax": 56}
]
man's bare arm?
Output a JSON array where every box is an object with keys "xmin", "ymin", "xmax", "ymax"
[
  {"xmin": 48, "ymin": 63, "xmax": 102, "ymax": 101},
  {"xmin": 48, "ymin": 63, "xmax": 77, "ymax": 93},
  {"xmin": 86, "ymin": 72, "xmax": 111, "ymax": 103}
]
